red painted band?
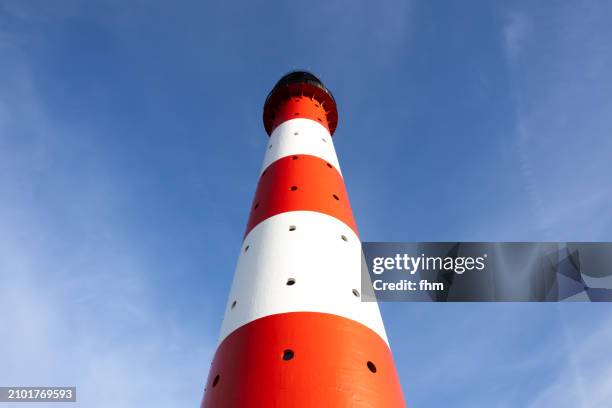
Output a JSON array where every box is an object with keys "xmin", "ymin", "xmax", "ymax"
[
  {"xmin": 245, "ymin": 154, "xmax": 357, "ymax": 238},
  {"xmin": 263, "ymin": 82, "xmax": 338, "ymax": 136},
  {"xmin": 270, "ymin": 96, "xmax": 330, "ymax": 135},
  {"xmin": 201, "ymin": 312, "xmax": 406, "ymax": 408}
]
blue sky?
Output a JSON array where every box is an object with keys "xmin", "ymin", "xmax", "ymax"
[{"xmin": 1, "ymin": 1, "xmax": 611, "ymax": 407}]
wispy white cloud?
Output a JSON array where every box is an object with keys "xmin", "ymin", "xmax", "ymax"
[
  {"xmin": 502, "ymin": 2, "xmax": 612, "ymax": 240},
  {"xmin": 0, "ymin": 15, "xmax": 212, "ymax": 407},
  {"xmin": 527, "ymin": 315, "xmax": 612, "ymax": 408},
  {"xmin": 503, "ymin": 12, "xmax": 531, "ymax": 61}
]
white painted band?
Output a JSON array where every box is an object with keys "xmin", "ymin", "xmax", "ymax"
[
  {"xmin": 261, "ymin": 118, "xmax": 341, "ymax": 176},
  {"xmin": 219, "ymin": 210, "xmax": 388, "ymax": 345}
]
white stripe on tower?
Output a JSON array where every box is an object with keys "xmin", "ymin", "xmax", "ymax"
[
  {"xmin": 261, "ymin": 118, "xmax": 341, "ymax": 176},
  {"xmin": 201, "ymin": 71, "xmax": 406, "ymax": 407},
  {"xmin": 219, "ymin": 210, "xmax": 388, "ymax": 344}
]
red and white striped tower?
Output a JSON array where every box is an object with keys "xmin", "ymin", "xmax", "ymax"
[{"xmin": 201, "ymin": 72, "xmax": 405, "ymax": 407}]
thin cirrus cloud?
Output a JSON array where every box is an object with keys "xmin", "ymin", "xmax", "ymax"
[
  {"xmin": 528, "ymin": 314, "xmax": 612, "ymax": 408},
  {"xmin": 503, "ymin": 11, "xmax": 532, "ymax": 61},
  {"xmin": 0, "ymin": 38, "xmax": 211, "ymax": 408},
  {"xmin": 502, "ymin": 3, "xmax": 612, "ymax": 241}
]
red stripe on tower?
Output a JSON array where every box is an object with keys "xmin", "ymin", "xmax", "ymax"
[
  {"xmin": 245, "ymin": 154, "xmax": 357, "ymax": 237},
  {"xmin": 201, "ymin": 71, "xmax": 406, "ymax": 407}
]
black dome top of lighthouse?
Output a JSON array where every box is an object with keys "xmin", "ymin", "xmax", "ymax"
[{"xmin": 266, "ymin": 71, "xmax": 335, "ymax": 104}]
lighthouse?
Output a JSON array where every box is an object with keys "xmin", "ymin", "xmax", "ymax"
[{"xmin": 201, "ymin": 71, "xmax": 405, "ymax": 407}]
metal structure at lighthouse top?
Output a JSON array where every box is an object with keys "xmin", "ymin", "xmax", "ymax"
[
  {"xmin": 263, "ymin": 71, "xmax": 338, "ymax": 136},
  {"xmin": 201, "ymin": 71, "xmax": 405, "ymax": 407}
]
